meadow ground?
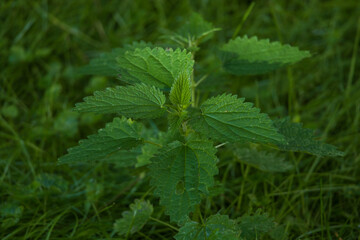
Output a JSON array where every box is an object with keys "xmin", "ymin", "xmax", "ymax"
[{"xmin": 1, "ymin": 0, "xmax": 359, "ymax": 239}]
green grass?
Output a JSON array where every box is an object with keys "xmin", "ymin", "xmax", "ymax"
[{"xmin": 1, "ymin": 0, "xmax": 359, "ymax": 239}]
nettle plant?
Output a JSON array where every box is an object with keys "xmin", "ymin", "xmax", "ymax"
[{"xmin": 59, "ymin": 13, "xmax": 343, "ymax": 239}]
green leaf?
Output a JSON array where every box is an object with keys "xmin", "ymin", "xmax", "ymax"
[
  {"xmin": 85, "ymin": 181, "xmax": 103, "ymax": 203},
  {"xmin": 1, "ymin": 105, "xmax": 19, "ymax": 118},
  {"xmin": 34, "ymin": 173, "xmax": 69, "ymax": 192},
  {"xmin": 136, "ymin": 131, "xmax": 167, "ymax": 167},
  {"xmin": 220, "ymin": 35, "xmax": 311, "ymax": 75},
  {"xmin": 234, "ymin": 147, "xmax": 293, "ymax": 172},
  {"xmin": 168, "ymin": 111, "xmax": 188, "ymax": 134},
  {"xmin": 274, "ymin": 117, "xmax": 344, "ymax": 157},
  {"xmin": 0, "ymin": 203, "xmax": 23, "ymax": 230},
  {"xmin": 77, "ymin": 41, "xmax": 153, "ymax": 76},
  {"xmin": 149, "ymin": 134, "xmax": 218, "ymax": 223},
  {"xmin": 238, "ymin": 211, "xmax": 276, "ymax": 240},
  {"xmin": 103, "ymin": 147, "xmax": 141, "ymax": 168},
  {"xmin": 189, "ymin": 94, "xmax": 285, "ymax": 145},
  {"xmin": 74, "ymin": 83, "xmax": 166, "ymax": 119},
  {"xmin": 106, "ymin": 129, "xmax": 168, "ymax": 168},
  {"xmin": 174, "ymin": 214, "xmax": 241, "ymax": 240},
  {"xmin": 116, "ymin": 47, "xmax": 194, "ymax": 88},
  {"xmin": 114, "ymin": 199, "xmax": 153, "ymax": 237},
  {"xmin": 269, "ymin": 225, "xmax": 288, "ymax": 240},
  {"xmin": 176, "ymin": 12, "xmax": 221, "ymax": 44},
  {"xmin": 58, "ymin": 117, "xmax": 143, "ymax": 164},
  {"xmin": 170, "ymin": 71, "xmax": 192, "ymax": 109},
  {"xmin": 104, "ymin": 128, "xmax": 168, "ymax": 168}
]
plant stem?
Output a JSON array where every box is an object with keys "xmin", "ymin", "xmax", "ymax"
[
  {"xmin": 232, "ymin": 2, "xmax": 255, "ymax": 39},
  {"xmin": 194, "ymin": 74, "xmax": 208, "ymax": 87},
  {"xmin": 144, "ymin": 140, "xmax": 163, "ymax": 148},
  {"xmin": 215, "ymin": 142, "xmax": 228, "ymax": 148},
  {"xmin": 236, "ymin": 164, "xmax": 250, "ymax": 211},
  {"xmin": 345, "ymin": 17, "xmax": 360, "ymax": 99},
  {"xmin": 149, "ymin": 216, "xmax": 179, "ymax": 231},
  {"xmin": 191, "ymin": 60, "xmax": 196, "ymax": 107}
]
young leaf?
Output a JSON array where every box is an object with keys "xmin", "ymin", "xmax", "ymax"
[
  {"xmin": 233, "ymin": 147, "xmax": 293, "ymax": 172},
  {"xmin": 176, "ymin": 12, "xmax": 221, "ymax": 44},
  {"xmin": 77, "ymin": 41, "xmax": 153, "ymax": 76},
  {"xmin": 274, "ymin": 117, "xmax": 344, "ymax": 157},
  {"xmin": 114, "ymin": 199, "xmax": 153, "ymax": 237},
  {"xmin": 149, "ymin": 134, "xmax": 218, "ymax": 223},
  {"xmin": 174, "ymin": 214, "xmax": 241, "ymax": 240},
  {"xmin": 58, "ymin": 117, "xmax": 143, "ymax": 164},
  {"xmin": 220, "ymin": 35, "xmax": 311, "ymax": 75},
  {"xmin": 238, "ymin": 211, "xmax": 276, "ymax": 240},
  {"xmin": 168, "ymin": 110, "xmax": 188, "ymax": 134},
  {"xmin": 170, "ymin": 71, "xmax": 192, "ymax": 109},
  {"xmin": 74, "ymin": 83, "xmax": 166, "ymax": 119},
  {"xmin": 189, "ymin": 94, "xmax": 285, "ymax": 145},
  {"xmin": 116, "ymin": 47, "xmax": 194, "ymax": 88}
]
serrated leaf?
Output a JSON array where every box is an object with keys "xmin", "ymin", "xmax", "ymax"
[
  {"xmin": 238, "ymin": 211, "xmax": 276, "ymax": 240},
  {"xmin": 170, "ymin": 71, "xmax": 192, "ymax": 109},
  {"xmin": 77, "ymin": 41, "xmax": 153, "ymax": 76},
  {"xmin": 116, "ymin": 47, "xmax": 194, "ymax": 88},
  {"xmin": 136, "ymin": 130, "xmax": 167, "ymax": 167},
  {"xmin": 58, "ymin": 117, "xmax": 143, "ymax": 164},
  {"xmin": 168, "ymin": 111, "xmax": 188, "ymax": 135},
  {"xmin": 189, "ymin": 94, "xmax": 285, "ymax": 145},
  {"xmin": 274, "ymin": 117, "xmax": 344, "ymax": 157},
  {"xmin": 174, "ymin": 214, "xmax": 241, "ymax": 240},
  {"xmin": 176, "ymin": 13, "xmax": 220, "ymax": 44},
  {"xmin": 103, "ymin": 147, "xmax": 141, "ymax": 168},
  {"xmin": 149, "ymin": 134, "xmax": 218, "ymax": 223},
  {"xmin": 74, "ymin": 83, "xmax": 166, "ymax": 119},
  {"xmin": 104, "ymin": 129, "xmax": 169, "ymax": 168},
  {"xmin": 105, "ymin": 128, "xmax": 168, "ymax": 168},
  {"xmin": 114, "ymin": 199, "xmax": 153, "ymax": 237},
  {"xmin": 234, "ymin": 147, "xmax": 293, "ymax": 172},
  {"xmin": 220, "ymin": 35, "xmax": 311, "ymax": 75}
]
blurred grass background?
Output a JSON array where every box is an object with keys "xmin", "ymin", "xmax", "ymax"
[{"xmin": 1, "ymin": 0, "xmax": 359, "ymax": 239}]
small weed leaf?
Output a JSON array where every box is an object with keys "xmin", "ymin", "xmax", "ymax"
[
  {"xmin": 114, "ymin": 199, "xmax": 153, "ymax": 237},
  {"xmin": 0, "ymin": 203, "xmax": 24, "ymax": 230},
  {"xmin": 237, "ymin": 211, "xmax": 279, "ymax": 240},
  {"xmin": 175, "ymin": 214, "xmax": 241, "ymax": 240}
]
